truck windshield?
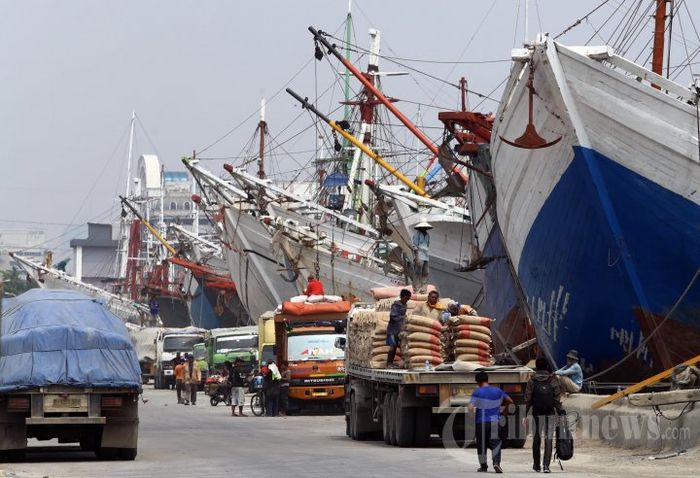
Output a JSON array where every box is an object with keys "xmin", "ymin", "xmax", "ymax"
[
  {"xmin": 288, "ymin": 334, "xmax": 345, "ymax": 361},
  {"xmin": 216, "ymin": 335, "xmax": 258, "ymax": 353},
  {"xmin": 193, "ymin": 345, "xmax": 207, "ymax": 361},
  {"xmin": 163, "ymin": 336, "xmax": 201, "ymax": 352}
]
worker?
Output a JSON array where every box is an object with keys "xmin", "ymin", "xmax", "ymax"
[
  {"xmin": 447, "ymin": 300, "xmax": 477, "ymax": 317},
  {"xmin": 468, "ymin": 371, "xmax": 513, "ymax": 473},
  {"xmin": 183, "ymin": 354, "xmax": 201, "ymax": 406},
  {"xmin": 386, "ymin": 289, "xmax": 411, "ymax": 368},
  {"xmin": 304, "ymin": 274, "xmax": 325, "ymax": 296},
  {"xmin": 264, "ymin": 360, "xmax": 281, "ymax": 416},
  {"xmin": 279, "ymin": 361, "xmax": 291, "ymax": 416},
  {"xmin": 671, "ymin": 364, "xmax": 700, "ymax": 390},
  {"xmin": 413, "ymin": 290, "xmax": 445, "ymax": 321},
  {"xmin": 412, "ymin": 217, "xmax": 432, "ymax": 290},
  {"xmin": 228, "ymin": 358, "xmax": 248, "ymax": 417},
  {"xmin": 554, "ymin": 350, "xmax": 584, "ymax": 394},
  {"xmin": 524, "ymin": 357, "xmax": 563, "ymax": 473},
  {"xmin": 174, "ymin": 358, "xmax": 185, "ymax": 404}
]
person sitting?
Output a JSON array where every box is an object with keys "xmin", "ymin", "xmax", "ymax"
[
  {"xmin": 447, "ymin": 300, "xmax": 477, "ymax": 317},
  {"xmin": 671, "ymin": 364, "xmax": 700, "ymax": 390},
  {"xmin": 412, "ymin": 289, "xmax": 445, "ymax": 321},
  {"xmin": 553, "ymin": 350, "xmax": 583, "ymax": 393},
  {"xmin": 304, "ymin": 274, "xmax": 325, "ymax": 296}
]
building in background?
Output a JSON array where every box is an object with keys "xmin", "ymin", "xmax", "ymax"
[
  {"xmin": 68, "ymin": 223, "xmax": 118, "ymax": 287},
  {"xmin": 0, "ymin": 228, "xmax": 46, "ymax": 271}
]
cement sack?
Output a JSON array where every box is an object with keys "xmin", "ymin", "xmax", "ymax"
[
  {"xmin": 455, "ymin": 330, "xmax": 492, "ymax": 343},
  {"xmin": 455, "ymin": 324, "xmax": 492, "ymax": 336},
  {"xmin": 306, "ymin": 294, "xmax": 343, "ymax": 303},
  {"xmin": 406, "ymin": 324, "xmax": 441, "ymax": 336},
  {"xmin": 406, "ymin": 332, "xmax": 442, "ymax": 347},
  {"xmin": 455, "ymin": 338, "xmax": 491, "ymax": 350},
  {"xmin": 448, "ymin": 315, "xmax": 493, "ymax": 327},
  {"xmin": 370, "ymin": 284, "xmax": 436, "ymax": 300},
  {"xmin": 406, "ymin": 315, "xmax": 443, "ymax": 332},
  {"xmin": 455, "ymin": 355, "xmax": 492, "ymax": 365}
]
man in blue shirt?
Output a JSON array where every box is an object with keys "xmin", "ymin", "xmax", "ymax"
[
  {"xmin": 386, "ymin": 289, "xmax": 411, "ymax": 368},
  {"xmin": 554, "ymin": 349, "xmax": 584, "ymax": 393},
  {"xmin": 468, "ymin": 371, "xmax": 513, "ymax": 473}
]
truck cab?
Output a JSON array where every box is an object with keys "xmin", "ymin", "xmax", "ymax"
[
  {"xmin": 207, "ymin": 326, "xmax": 259, "ymax": 374},
  {"xmin": 285, "ymin": 326, "xmax": 346, "ymax": 410},
  {"xmin": 154, "ymin": 330, "xmax": 206, "ymax": 389},
  {"xmin": 273, "ymin": 302, "xmax": 351, "ymax": 413}
]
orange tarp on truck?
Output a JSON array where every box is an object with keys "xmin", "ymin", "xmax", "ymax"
[{"xmin": 281, "ymin": 301, "xmax": 352, "ymax": 316}]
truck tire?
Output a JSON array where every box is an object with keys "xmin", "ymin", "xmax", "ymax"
[
  {"xmin": 382, "ymin": 393, "xmax": 393, "ymax": 445},
  {"xmin": 388, "ymin": 393, "xmax": 398, "ymax": 446},
  {"xmin": 351, "ymin": 391, "xmax": 374, "ymax": 441},
  {"xmin": 413, "ymin": 406, "xmax": 431, "ymax": 446},
  {"xmin": 395, "ymin": 393, "xmax": 415, "ymax": 447},
  {"xmin": 119, "ymin": 447, "xmax": 138, "ymax": 460},
  {"xmin": 349, "ymin": 392, "xmax": 358, "ymax": 440},
  {"xmin": 507, "ymin": 438, "xmax": 526, "ymax": 449},
  {"xmin": 96, "ymin": 447, "xmax": 119, "ymax": 460}
]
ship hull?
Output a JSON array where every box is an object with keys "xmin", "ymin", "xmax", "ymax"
[
  {"xmin": 492, "ymin": 39, "xmax": 700, "ymax": 380},
  {"xmin": 155, "ymin": 294, "xmax": 191, "ymax": 328},
  {"xmin": 221, "ymin": 207, "xmax": 299, "ymax": 321}
]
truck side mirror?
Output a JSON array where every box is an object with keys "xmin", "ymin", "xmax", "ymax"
[{"xmin": 334, "ymin": 337, "xmax": 346, "ymax": 351}]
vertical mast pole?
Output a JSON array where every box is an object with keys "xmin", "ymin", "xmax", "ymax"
[
  {"xmin": 115, "ymin": 111, "xmax": 136, "ymax": 283},
  {"xmin": 343, "ymin": 0, "xmax": 353, "ymax": 122},
  {"xmin": 524, "ymin": 0, "xmax": 529, "ymax": 43},
  {"xmin": 257, "ymin": 98, "xmax": 267, "ymax": 180},
  {"xmin": 652, "ymin": 0, "xmax": 668, "ymax": 77}
]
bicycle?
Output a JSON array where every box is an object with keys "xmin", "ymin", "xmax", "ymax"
[{"xmin": 250, "ymin": 390, "xmax": 264, "ymax": 416}]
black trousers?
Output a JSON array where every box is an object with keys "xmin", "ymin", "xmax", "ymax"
[
  {"xmin": 475, "ymin": 421, "xmax": 502, "ymax": 467},
  {"xmin": 532, "ymin": 415, "xmax": 555, "ymax": 467},
  {"xmin": 175, "ymin": 379, "xmax": 183, "ymax": 403}
]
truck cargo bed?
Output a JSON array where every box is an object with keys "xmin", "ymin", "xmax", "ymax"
[{"xmin": 347, "ymin": 363, "xmax": 532, "ymax": 385}]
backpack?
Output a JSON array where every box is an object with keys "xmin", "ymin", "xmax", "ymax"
[
  {"xmin": 555, "ymin": 410, "xmax": 574, "ymax": 463},
  {"xmin": 531, "ymin": 377, "xmax": 555, "ymax": 415}
]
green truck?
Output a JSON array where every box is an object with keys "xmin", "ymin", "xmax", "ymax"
[{"xmin": 204, "ymin": 327, "xmax": 259, "ymax": 374}]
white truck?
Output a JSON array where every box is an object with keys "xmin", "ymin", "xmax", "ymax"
[{"xmin": 153, "ymin": 328, "xmax": 206, "ymax": 390}]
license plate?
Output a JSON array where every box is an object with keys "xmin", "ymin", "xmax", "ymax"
[
  {"xmin": 450, "ymin": 384, "xmax": 477, "ymax": 404},
  {"xmin": 312, "ymin": 391, "xmax": 328, "ymax": 397},
  {"xmin": 53, "ymin": 398, "xmax": 81, "ymax": 408},
  {"xmin": 164, "ymin": 370, "xmax": 174, "ymax": 375}
]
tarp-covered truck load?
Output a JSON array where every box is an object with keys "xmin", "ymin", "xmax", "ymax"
[
  {"xmin": 0, "ymin": 289, "xmax": 141, "ymax": 391},
  {"xmin": 0, "ymin": 289, "xmax": 141, "ymax": 460}
]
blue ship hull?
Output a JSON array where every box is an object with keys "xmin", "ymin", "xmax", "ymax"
[
  {"xmin": 189, "ymin": 280, "xmax": 250, "ymax": 330},
  {"xmin": 518, "ymin": 146, "xmax": 700, "ymax": 381}
]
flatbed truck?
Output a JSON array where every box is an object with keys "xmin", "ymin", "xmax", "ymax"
[{"xmin": 344, "ymin": 362, "xmax": 531, "ymax": 447}]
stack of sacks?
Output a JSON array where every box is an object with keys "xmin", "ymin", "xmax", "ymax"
[
  {"xmin": 374, "ymin": 298, "xmax": 421, "ymax": 313},
  {"xmin": 370, "ymin": 285, "xmax": 436, "ymax": 300},
  {"xmin": 401, "ymin": 315, "xmax": 444, "ymax": 369},
  {"xmin": 447, "ymin": 315, "xmax": 493, "ymax": 365},
  {"xmin": 347, "ymin": 309, "xmax": 399, "ymax": 368}
]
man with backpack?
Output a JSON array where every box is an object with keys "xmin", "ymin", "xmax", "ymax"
[{"xmin": 525, "ymin": 357, "xmax": 563, "ymax": 473}]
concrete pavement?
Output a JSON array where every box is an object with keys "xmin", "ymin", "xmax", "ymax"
[{"xmin": 0, "ymin": 387, "xmax": 696, "ymax": 477}]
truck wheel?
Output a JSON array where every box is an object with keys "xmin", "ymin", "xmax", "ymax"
[
  {"xmin": 382, "ymin": 394, "xmax": 393, "ymax": 445},
  {"xmin": 413, "ymin": 406, "xmax": 431, "ymax": 447},
  {"xmin": 389, "ymin": 393, "xmax": 399, "ymax": 446},
  {"xmin": 395, "ymin": 394, "xmax": 415, "ymax": 447},
  {"xmin": 349, "ymin": 392, "xmax": 358, "ymax": 440},
  {"xmin": 119, "ymin": 447, "xmax": 138, "ymax": 460},
  {"xmin": 96, "ymin": 447, "xmax": 119, "ymax": 460}
]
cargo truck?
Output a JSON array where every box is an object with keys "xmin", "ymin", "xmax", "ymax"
[
  {"xmin": 0, "ymin": 289, "xmax": 141, "ymax": 460},
  {"xmin": 206, "ymin": 326, "xmax": 259, "ymax": 374},
  {"xmin": 274, "ymin": 300, "xmax": 350, "ymax": 413},
  {"xmin": 257, "ymin": 311, "xmax": 276, "ymax": 365},
  {"xmin": 153, "ymin": 328, "xmax": 206, "ymax": 390},
  {"xmin": 339, "ymin": 311, "xmax": 532, "ymax": 447}
]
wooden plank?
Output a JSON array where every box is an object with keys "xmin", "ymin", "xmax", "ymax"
[
  {"xmin": 629, "ymin": 389, "xmax": 700, "ymax": 407},
  {"xmin": 592, "ymin": 354, "xmax": 700, "ymax": 409}
]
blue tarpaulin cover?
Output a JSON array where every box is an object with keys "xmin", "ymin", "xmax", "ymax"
[{"xmin": 0, "ymin": 289, "xmax": 142, "ymax": 392}]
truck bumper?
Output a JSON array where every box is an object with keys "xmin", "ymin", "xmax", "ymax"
[{"xmin": 289, "ymin": 385, "xmax": 345, "ymax": 401}]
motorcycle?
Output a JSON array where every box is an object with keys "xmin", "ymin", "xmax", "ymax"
[{"xmin": 204, "ymin": 375, "xmax": 232, "ymax": 407}]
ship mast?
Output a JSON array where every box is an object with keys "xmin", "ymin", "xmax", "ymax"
[
  {"xmin": 652, "ymin": 0, "xmax": 670, "ymax": 78},
  {"xmin": 114, "ymin": 111, "xmax": 136, "ymax": 284},
  {"xmin": 257, "ymin": 98, "xmax": 267, "ymax": 180}
]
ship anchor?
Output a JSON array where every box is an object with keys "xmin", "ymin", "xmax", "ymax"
[{"xmin": 500, "ymin": 64, "xmax": 561, "ymax": 149}]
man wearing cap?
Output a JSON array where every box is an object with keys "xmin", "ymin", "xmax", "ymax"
[
  {"xmin": 183, "ymin": 354, "xmax": 202, "ymax": 405},
  {"xmin": 412, "ymin": 217, "xmax": 432, "ymax": 290},
  {"xmin": 554, "ymin": 350, "xmax": 583, "ymax": 393}
]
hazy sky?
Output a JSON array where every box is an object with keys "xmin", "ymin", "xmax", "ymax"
[{"xmin": 2, "ymin": 0, "xmax": 699, "ymax": 256}]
